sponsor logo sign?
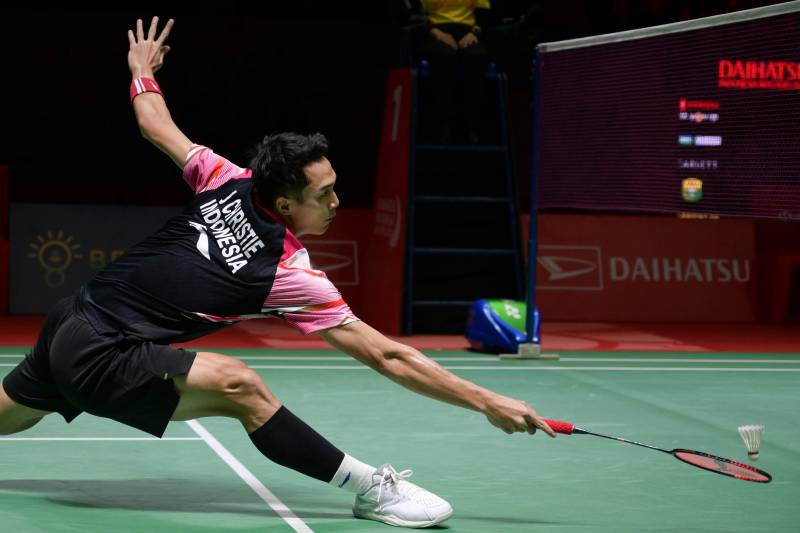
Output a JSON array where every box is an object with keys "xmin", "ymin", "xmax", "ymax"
[
  {"xmin": 360, "ymin": 68, "xmax": 413, "ymax": 334},
  {"xmin": 679, "ymin": 98, "xmax": 720, "ymax": 111},
  {"xmin": 694, "ymin": 135, "xmax": 722, "ymax": 147},
  {"xmin": 719, "ymin": 59, "xmax": 800, "ymax": 90},
  {"xmin": 679, "ymin": 111, "xmax": 719, "ymax": 123},
  {"xmin": 304, "ymin": 240, "xmax": 359, "ymax": 286},
  {"xmin": 10, "ymin": 204, "xmax": 180, "ymax": 313},
  {"xmin": 537, "ymin": 246, "xmax": 603, "ymax": 291},
  {"xmin": 374, "ymin": 196, "xmax": 402, "ymax": 249},
  {"xmin": 678, "ymin": 135, "xmax": 722, "ymax": 147},
  {"xmin": 678, "ymin": 159, "xmax": 718, "ymax": 170},
  {"xmin": 27, "ymin": 230, "xmax": 85, "ymax": 288},
  {"xmin": 608, "ymin": 257, "xmax": 749, "ymax": 283},
  {"xmin": 530, "ymin": 214, "xmax": 757, "ymax": 322},
  {"xmin": 682, "ymin": 177, "xmax": 703, "ymax": 203}
]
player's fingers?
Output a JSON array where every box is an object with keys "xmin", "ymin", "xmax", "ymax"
[
  {"xmin": 147, "ymin": 16, "xmax": 159, "ymax": 41},
  {"xmin": 154, "ymin": 46, "xmax": 170, "ymax": 72},
  {"xmin": 515, "ymin": 416, "xmax": 532, "ymax": 433},
  {"xmin": 502, "ymin": 421, "xmax": 516, "ymax": 434},
  {"xmin": 136, "ymin": 19, "xmax": 144, "ymax": 42},
  {"xmin": 157, "ymin": 18, "xmax": 174, "ymax": 45},
  {"xmin": 525, "ymin": 413, "xmax": 556, "ymax": 438},
  {"xmin": 128, "ymin": 30, "xmax": 136, "ymax": 48},
  {"xmin": 541, "ymin": 421, "xmax": 556, "ymax": 438}
]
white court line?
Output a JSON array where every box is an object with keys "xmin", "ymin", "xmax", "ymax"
[
  {"xmin": 563, "ymin": 358, "xmax": 800, "ymax": 363},
  {"xmin": 243, "ymin": 365, "xmax": 800, "ymax": 372},
  {"xmin": 1, "ymin": 362, "xmax": 799, "ymax": 372},
  {"xmin": 0, "ymin": 354, "xmax": 494, "ymax": 362},
  {"xmin": 232, "ymin": 356, "xmax": 800, "ymax": 363},
  {"xmin": 428, "ymin": 365, "xmax": 800, "ymax": 372},
  {"xmin": 2, "ymin": 354, "xmax": 800, "ymax": 363},
  {"xmin": 0, "ymin": 437, "xmax": 202, "ymax": 441},
  {"xmin": 186, "ymin": 419, "xmax": 312, "ymax": 533},
  {"xmin": 5, "ymin": 353, "xmax": 800, "ymax": 363},
  {"xmin": 238, "ymin": 355, "xmax": 501, "ymax": 361}
]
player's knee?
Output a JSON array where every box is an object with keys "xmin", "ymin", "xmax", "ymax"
[{"xmin": 219, "ymin": 364, "xmax": 271, "ymax": 407}]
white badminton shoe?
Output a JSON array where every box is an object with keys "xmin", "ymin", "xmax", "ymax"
[{"xmin": 352, "ymin": 464, "xmax": 453, "ymax": 528}]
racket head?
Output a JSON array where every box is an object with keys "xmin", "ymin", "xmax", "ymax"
[{"xmin": 671, "ymin": 449, "xmax": 772, "ymax": 483}]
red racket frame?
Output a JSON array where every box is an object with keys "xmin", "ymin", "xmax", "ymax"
[{"xmin": 544, "ymin": 419, "xmax": 772, "ymax": 483}]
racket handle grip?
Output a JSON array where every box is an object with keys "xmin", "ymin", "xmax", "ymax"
[{"xmin": 544, "ymin": 419, "xmax": 575, "ymax": 435}]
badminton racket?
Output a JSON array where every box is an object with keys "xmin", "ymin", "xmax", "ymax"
[{"xmin": 544, "ymin": 419, "xmax": 771, "ymax": 483}]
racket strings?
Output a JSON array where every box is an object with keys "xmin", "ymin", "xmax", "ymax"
[{"xmin": 673, "ymin": 450, "xmax": 771, "ymax": 483}]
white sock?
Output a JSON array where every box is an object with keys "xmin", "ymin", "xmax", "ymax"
[{"xmin": 329, "ymin": 454, "xmax": 376, "ymax": 494}]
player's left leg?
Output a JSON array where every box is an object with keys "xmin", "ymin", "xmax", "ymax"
[
  {"xmin": 170, "ymin": 351, "xmax": 453, "ymax": 528},
  {"xmin": 170, "ymin": 351, "xmax": 280, "ymax": 431},
  {"xmin": 171, "ymin": 351, "xmax": 374, "ymax": 488}
]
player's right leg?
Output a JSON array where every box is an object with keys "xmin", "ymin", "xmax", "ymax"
[
  {"xmin": 0, "ymin": 380, "xmax": 51, "ymax": 435},
  {"xmin": 170, "ymin": 351, "xmax": 453, "ymax": 528}
]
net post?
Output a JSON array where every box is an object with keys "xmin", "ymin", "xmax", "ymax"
[
  {"xmin": 524, "ymin": 46, "xmax": 543, "ymax": 347},
  {"xmin": 499, "ymin": 342, "xmax": 560, "ymax": 360},
  {"xmin": 508, "ymin": 46, "xmax": 559, "ymax": 362}
]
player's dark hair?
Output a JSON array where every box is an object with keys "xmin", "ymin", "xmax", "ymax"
[{"xmin": 249, "ymin": 132, "xmax": 329, "ymax": 209}]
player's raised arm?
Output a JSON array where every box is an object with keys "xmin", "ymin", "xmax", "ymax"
[
  {"xmin": 127, "ymin": 17, "xmax": 192, "ymax": 168},
  {"xmin": 318, "ymin": 321, "xmax": 556, "ymax": 437}
]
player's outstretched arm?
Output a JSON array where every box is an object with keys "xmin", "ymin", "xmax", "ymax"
[
  {"xmin": 127, "ymin": 17, "xmax": 192, "ymax": 168},
  {"xmin": 319, "ymin": 321, "xmax": 556, "ymax": 437}
]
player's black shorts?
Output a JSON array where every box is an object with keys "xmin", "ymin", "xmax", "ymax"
[{"xmin": 2, "ymin": 295, "xmax": 197, "ymax": 437}]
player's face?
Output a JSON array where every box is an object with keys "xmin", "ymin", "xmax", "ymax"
[{"xmin": 288, "ymin": 157, "xmax": 339, "ymax": 237}]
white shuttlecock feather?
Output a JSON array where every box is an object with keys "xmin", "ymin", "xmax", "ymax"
[{"xmin": 738, "ymin": 425, "xmax": 764, "ymax": 461}]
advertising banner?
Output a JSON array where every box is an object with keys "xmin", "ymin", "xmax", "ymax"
[
  {"xmin": 359, "ymin": 68, "xmax": 413, "ymax": 334},
  {"xmin": 10, "ymin": 204, "xmax": 180, "ymax": 313},
  {"xmin": 526, "ymin": 214, "xmax": 757, "ymax": 322},
  {"xmin": 303, "ymin": 209, "xmax": 371, "ymax": 318},
  {"xmin": 10, "ymin": 203, "xmax": 375, "ymax": 318}
]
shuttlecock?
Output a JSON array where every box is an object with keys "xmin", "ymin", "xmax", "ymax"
[{"xmin": 738, "ymin": 425, "xmax": 764, "ymax": 461}]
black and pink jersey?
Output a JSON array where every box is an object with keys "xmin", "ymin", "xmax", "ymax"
[{"xmin": 80, "ymin": 145, "xmax": 357, "ymax": 343}]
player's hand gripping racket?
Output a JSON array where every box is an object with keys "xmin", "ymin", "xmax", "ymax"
[{"xmin": 544, "ymin": 419, "xmax": 772, "ymax": 483}]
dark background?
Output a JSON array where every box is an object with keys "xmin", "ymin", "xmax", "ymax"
[{"xmin": 0, "ymin": 1, "xmax": 788, "ymax": 209}]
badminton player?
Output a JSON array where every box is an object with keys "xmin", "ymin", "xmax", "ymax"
[{"xmin": 0, "ymin": 17, "xmax": 555, "ymax": 528}]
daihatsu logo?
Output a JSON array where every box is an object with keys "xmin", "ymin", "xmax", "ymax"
[
  {"xmin": 537, "ymin": 245, "xmax": 603, "ymax": 291},
  {"xmin": 538, "ymin": 256, "xmax": 596, "ymax": 281}
]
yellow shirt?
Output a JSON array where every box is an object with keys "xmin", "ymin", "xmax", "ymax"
[{"xmin": 422, "ymin": 0, "xmax": 491, "ymax": 27}]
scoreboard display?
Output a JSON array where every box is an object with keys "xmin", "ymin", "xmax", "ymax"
[{"xmin": 534, "ymin": 3, "xmax": 800, "ymax": 220}]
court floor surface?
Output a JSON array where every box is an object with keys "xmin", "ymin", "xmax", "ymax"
[{"xmin": 1, "ymin": 347, "xmax": 798, "ymax": 532}]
